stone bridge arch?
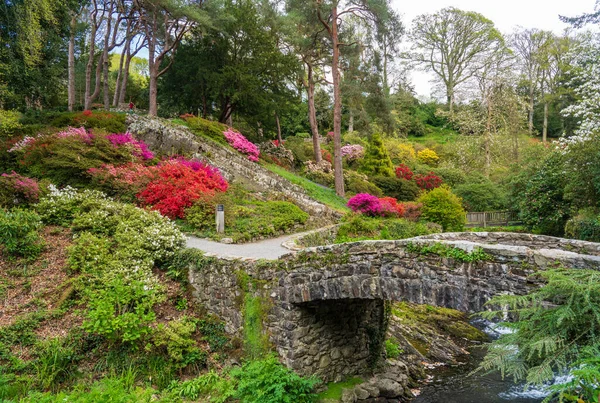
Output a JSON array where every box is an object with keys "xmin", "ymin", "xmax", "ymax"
[{"xmin": 189, "ymin": 233, "xmax": 600, "ymax": 382}]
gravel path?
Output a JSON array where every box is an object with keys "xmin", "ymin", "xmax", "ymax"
[{"xmin": 186, "ymin": 234, "xmax": 298, "ymax": 260}]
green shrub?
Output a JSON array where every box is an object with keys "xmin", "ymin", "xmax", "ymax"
[
  {"xmin": 431, "ymin": 167, "xmax": 467, "ymax": 187},
  {"xmin": 344, "ymin": 171, "xmax": 382, "ymax": 196},
  {"xmin": 283, "ymin": 137, "xmax": 315, "ymax": 166},
  {"xmin": 0, "ymin": 208, "xmax": 44, "ymax": 259},
  {"xmin": 335, "ymin": 214, "xmax": 440, "ymax": 243},
  {"xmin": 168, "ymin": 371, "xmax": 234, "ymax": 402},
  {"xmin": 151, "ymin": 317, "xmax": 205, "ymax": 368},
  {"xmin": 232, "ymin": 355, "xmax": 319, "ymax": 403},
  {"xmin": 565, "ymin": 211, "xmax": 600, "ymax": 242},
  {"xmin": 83, "ymin": 278, "xmax": 164, "ymax": 344},
  {"xmin": 34, "ymin": 338, "xmax": 78, "ymax": 392},
  {"xmin": 418, "ymin": 186, "xmax": 466, "ymax": 231},
  {"xmin": 371, "ymin": 176, "xmax": 420, "ymax": 201},
  {"xmin": 50, "ymin": 111, "xmax": 126, "ymax": 133},
  {"xmin": 417, "ymin": 148, "xmax": 439, "ymax": 166},
  {"xmin": 454, "ymin": 181, "xmax": 508, "ymax": 212},
  {"xmin": 185, "ymin": 193, "xmax": 235, "ymax": 231},
  {"xmin": 185, "ymin": 117, "xmax": 229, "ymax": 145},
  {"xmin": 197, "ymin": 318, "xmax": 229, "ymax": 352},
  {"xmin": 0, "ymin": 110, "xmax": 22, "ymax": 136},
  {"xmin": 385, "ymin": 339, "xmax": 402, "ymax": 359},
  {"xmin": 67, "ymin": 232, "xmax": 113, "ymax": 274},
  {"xmin": 360, "ymin": 133, "xmax": 394, "ymax": 177}
]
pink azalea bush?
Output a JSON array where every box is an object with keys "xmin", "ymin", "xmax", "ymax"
[
  {"xmin": 8, "ymin": 136, "xmax": 37, "ymax": 152},
  {"xmin": 55, "ymin": 127, "xmax": 94, "ymax": 144},
  {"xmin": 341, "ymin": 144, "xmax": 365, "ymax": 161},
  {"xmin": 223, "ymin": 129, "xmax": 260, "ymax": 162},
  {"xmin": 106, "ymin": 132, "xmax": 154, "ymax": 160},
  {"xmin": 348, "ymin": 193, "xmax": 385, "ymax": 217}
]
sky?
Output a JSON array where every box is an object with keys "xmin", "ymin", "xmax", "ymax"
[{"xmin": 391, "ymin": 0, "xmax": 598, "ymax": 97}]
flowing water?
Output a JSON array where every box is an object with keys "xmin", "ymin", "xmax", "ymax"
[{"xmin": 411, "ymin": 321, "xmax": 559, "ymax": 403}]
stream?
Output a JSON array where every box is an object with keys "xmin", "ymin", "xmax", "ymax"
[{"xmin": 411, "ymin": 321, "xmax": 558, "ymax": 403}]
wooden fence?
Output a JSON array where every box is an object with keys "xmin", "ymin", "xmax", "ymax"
[{"xmin": 465, "ymin": 211, "xmax": 521, "ymax": 228}]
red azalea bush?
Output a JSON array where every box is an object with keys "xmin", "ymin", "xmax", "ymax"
[
  {"xmin": 137, "ymin": 159, "xmax": 228, "ymax": 219},
  {"xmin": 414, "ymin": 172, "xmax": 443, "ymax": 190},
  {"xmin": 321, "ymin": 149, "xmax": 333, "ymax": 163},
  {"xmin": 379, "ymin": 197, "xmax": 405, "ymax": 217},
  {"xmin": 395, "ymin": 164, "xmax": 414, "ymax": 181},
  {"xmin": 223, "ymin": 129, "xmax": 260, "ymax": 162},
  {"xmin": 89, "ymin": 162, "xmax": 156, "ymax": 196}
]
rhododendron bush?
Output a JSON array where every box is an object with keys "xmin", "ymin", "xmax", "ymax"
[
  {"xmin": 348, "ymin": 193, "xmax": 421, "ymax": 219},
  {"xmin": 106, "ymin": 132, "xmax": 154, "ymax": 160},
  {"xmin": 414, "ymin": 173, "xmax": 443, "ymax": 190},
  {"xmin": 223, "ymin": 129, "xmax": 260, "ymax": 162},
  {"xmin": 137, "ymin": 159, "xmax": 228, "ymax": 219},
  {"xmin": 341, "ymin": 144, "xmax": 365, "ymax": 161},
  {"xmin": 0, "ymin": 171, "xmax": 41, "ymax": 206},
  {"xmin": 395, "ymin": 164, "xmax": 413, "ymax": 181}
]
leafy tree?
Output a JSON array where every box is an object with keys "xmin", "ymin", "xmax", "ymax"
[{"xmin": 408, "ymin": 7, "xmax": 504, "ymax": 112}]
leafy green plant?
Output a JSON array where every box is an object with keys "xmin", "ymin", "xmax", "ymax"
[
  {"xmin": 0, "ymin": 208, "xmax": 44, "ymax": 259},
  {"xmin": 232, "ymin": 355, "xmax": 319, "ymax": 403},
  {"xmin": 168, "ymin": 371, "xmax": 234, "ymax": 402},
  {"xmin": 385, "ymin": 338, "xmax": 403, "ymax": 359},
  {"xmin": 34, "ymin": 338, "xmax": 78, "ymax": 391},
  {"xmin": 0, "ymin": 110, "xmax": 22, "ymax": 136},
  {"xmin": 150, "ymin": 317, "xmax": 206, "ymax": 368},
  {"xmin": 418, "ymin": 185, "xmax": 466, "ymax": 231},
  {"xmin": 405, "ymin": 242, "xmax": 491, "ymax": 262}
]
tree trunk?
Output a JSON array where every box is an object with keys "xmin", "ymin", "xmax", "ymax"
[
  {"xmin": 543, "ymin": 102, "xmax": 548, "ymax": 143},
  {"xmin": 68, "ymin": 15, "xmax": 76, "ymax": 111},
  {"xmin": 148, "ymin": 68, "xmax": 158, "ymax": 116},
  {"xmin": 119, "ymin": 50, "xmax": 133, "ymax": 104},
  {"xmin": 447, "ymin": 88, "xmax": 454, "ymax": 113},
  {"xmin": 331, "ymin": 5, "xmax": 344, "ymax": 197},
  {"xmin": 84, "ymin": 10, "xmax": 97, "ymax": 111},
  {"xmin": 307, "ymin": 65, "xmax": 321, "ymax": 162},
  {"xmin": 485, "ymin": 92, "xmax": 492, "ymax": 178},
  {"xmin": 113, "ymin": 43, "xmax": 127, "ymax": 107},
  {"xmin": 528, "ymin": 87, "xmax": 534, "ymax": 135},
  {"xmin": 348, "ymin": 110, "xmax": 354, "ymax": 133},
  {"xmin": 275, "ymin": 112, "xmax": 282, "ymax": 145}
]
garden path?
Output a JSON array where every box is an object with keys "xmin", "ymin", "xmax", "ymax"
[{"xmin": 186, "ymin": 233, "xmax": 296, "ymax": 260}]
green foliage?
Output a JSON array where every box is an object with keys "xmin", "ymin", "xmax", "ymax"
[
  {"xmin": 344, "ymin": 171, "xmax": 383, "ymax": 196},
  {"xmin": 34, "ymin": 338, "xmax": 78, "ymax": 392},
  {"xmin": 243, "ymin": 294, "xmax": 269, "ymax": 359},
  {"xmin": 371, "ymin": 175, "xmax": 420, "ymax": 201},
  {"xmin": 168, "ymin": 371, "xmax": 234, "ymax": 402},
  {"xmin": 406, "ymin": 242, "xmax": 491, "ymax": 262},
  {"xmin": 417, "ymin": 148, "xmax": 439, "ymax": 166},
  {"xmin": 151, "ymin": 317, "xmax": 206, "ymax": 368},
  {"xmin": 0, "ymin": 208, "xmax": 44, "ymax": 259},
  {"xmin": 185, "ymin": 117, "xmax": 229, "ymax": 145},
  {"xmin": 277, "ymin": 137, "xmax": 314, "ymax": 167},
  {"xmin": 335, "ymin": 214, "xmax": 441, "ymax": 243},
  {"xmin": 0, "ymin": 110, "xmax": 22, "ymax": 136},
  {"xmin": 385, "ymin": 338, "xmax": 403, "ymax": 359},
  {"xmin": 197, "ymin": 318, "xmax": 229, "ymax": 352},
  {"xmin": 518, "ymin": 152, "xmax": 569, "ymax": 236},
  {"xmin": 476, "ymin": 269, "xmax": 600, "ymax": 402},
  {"xmin": 83, "ymin": 278, "xmax": 164, "ymax": 344},
  {"xmin": 50, "ymin": 112, "xmax": 127, "ymax": 133},
  {"xmin": 418, "ymin": 186, "xmax": 466, "ymax": 231},
  {"xmin": 67, "ymin": 232, "xmax": 112, "ymax": 274},
  {"xmin": 454, "ymin": 181, "xmax": 508, "ymax": 211},
  {"xmin": 163, "ymin": 248, "xmax": 206, "ymax": 284},
  {"xmin": 231, "ymin": 355, "xmax": 319, "ymax": 403},
  {"xmin": 360, "ymin": 133, "xmax": 394, "ymax": 177},
  {"xmin": 564, "ymin": 211, "xmax": 600, "ymax": 242}
]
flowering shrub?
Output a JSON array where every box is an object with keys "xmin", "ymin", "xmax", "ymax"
[
  {"xmin": 137, "ymin": 159, "xmax": 228, "ymax": 219},
  {"xmin": 223, "ymin": 129, "xmax": 260, "ymax": 162},
  {"xmin": 395, "ymin": 164, "xmax": 414, "ymax": 181},
  {"xmin": 321, "ymin": 149, "xmax": 333, "ymax": 163},
  {"xmin": 82, "ymin": 110, "xmax": 93, "ymax": 117},
  {"xmin": 8, "ymin": 136, "xmax": 36, "ymax": 152},
  {"xmin": 348, "ymin": 193, "xmax": 384, "ymax": 217},
  {"xmin": 56, "ymin": 127, "xmax": 94, "ymax": 144},
  {"xmin": 400, "ymin": 202, "xmax": 422, "ymax": 221},
  {"xmin": 0, "ymin": 171, "xmax": 40, "ymax": 205},
  {"xmin": 379, "ymin": 197, "xmax": 405, "ymax": 217},
  {"xmin": 106, "ymin": 132, "xmax": 154, "ymax": 160},
  {"xmin": 341, "ymin": 144, "xmax": 365, "ymax": 161},
  {"xmin": 414, "ymin": 172, "xmax": 443, "ymax": 190},
  {"xmin": 89, "ymin": 162, "xmax": 156, "ymax": 197},
  {"xmin": 417, "ymin": 148, "xmax": 440, "ymax": 166}
]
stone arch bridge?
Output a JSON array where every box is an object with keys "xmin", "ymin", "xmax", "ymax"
[{"xmin": 188, "ymin": 232, "xmax": 600, "ymax": 382}]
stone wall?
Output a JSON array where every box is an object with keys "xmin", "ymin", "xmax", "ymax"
[
  {"xmin": 188, "ymin": 233, "xmax": 600, "ymax": 384},
  {"xmin": 126, "ymin": 115, "xmax": 340, "ymax": 219}
]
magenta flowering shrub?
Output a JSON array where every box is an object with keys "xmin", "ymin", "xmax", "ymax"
[
  {"xmin": 347, "ymin": 193, "xmax": 384, "ymax": 217},
  {"xmin": 0, "ymin": 171, "xmax": 40, "ymax": 205},
  {"xmin": 223, "ymin": 129, "xmax": 260, "ymax": 162},
  {"xmin": 106, "ymin": 132, "xmax": 154, "ymax": 160},
  {"xmin": 341, "ymin": 144, "xmax": 365, "ymax": 161}
]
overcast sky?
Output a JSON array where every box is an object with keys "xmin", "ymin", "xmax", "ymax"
[{"xmin": 392, "ymin": 0, "xmax": 597, "ymax": 97}]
